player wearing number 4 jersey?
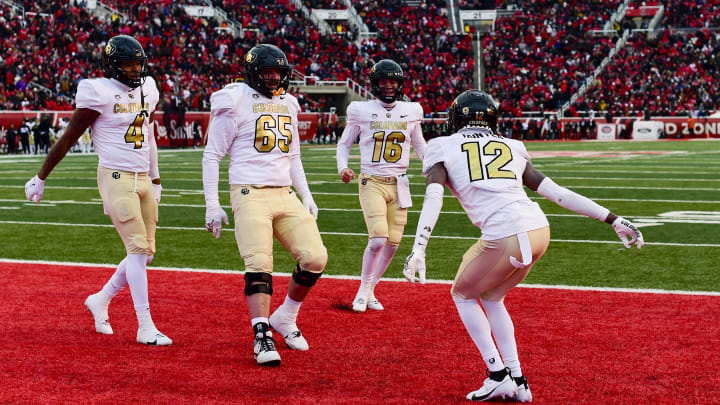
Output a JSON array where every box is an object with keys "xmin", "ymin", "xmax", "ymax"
[
  {"xmin": 24, "ymin": 35, "xmax": 171, "ymax": 346},
  {"xmin": 336, "ymin": 59, "xmax": 427, "ymax": 313},
  {"xmin": 403, "ymin": 90, "xmax": 644, "ymax": 402},
  {"xmin": 202, "ymin": 44, "xmax": 327, "ymax": 366}
]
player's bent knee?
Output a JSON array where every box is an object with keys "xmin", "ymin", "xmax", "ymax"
[
  {"xmin": 450, "ymin": 282, "xmax": 475, "ymax": 300},
  {"xmin": 295, "ymin": 248, "xmax": 327, "ymax": 273},
  {"xmin": 244, "ymin": 271, "xmax": 273, "ymax": 296},
  {"xmin": 292, "ymin": 264, "xmax": 323, "ymax": 287}
]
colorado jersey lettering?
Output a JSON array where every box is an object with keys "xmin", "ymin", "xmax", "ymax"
[
  {"xmin": 205, "ymin": 82, "xmax": 301, "ymax": 186},
  {"xmin": 338, "ymin": 100, "xmax": 426, "ymax": 177},
  {"xmin": 423, "ymin": 127, "xmax": 549, "ymax": 240},
  {"xmin": 75, "ymin": 76, "xmax": 159, "ymax": 172}
]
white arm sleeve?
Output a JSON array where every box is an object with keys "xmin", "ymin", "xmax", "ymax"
[
  {"xmin": 412, "ymin": 183, "xmax": 445, "ymax": 251},
  {"xmin": 148, "ymin": 122, "xmax": 159, "ymax": 180},
  {"xmin": 290, "ymin": 154, "xmax": 311, "ymax": 199},
  {"xmin": 202, "ymin": 110, "xmax": 234, "ymax": 206},
  {"xmin": 336, "ymin": 124, "xmax": 360, "ymax": 173},
  {"xmin": 536, "ymin": 177, "xmax": 610, "ymax": 221},
  {"xmin": 410, "ymin": 123, "xmax": 427, "ymax": 160}
]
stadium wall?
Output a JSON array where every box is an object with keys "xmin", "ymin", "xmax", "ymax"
[{"xmin": 0, "ymin": 111, "xmax": 331, "ymax": 147}]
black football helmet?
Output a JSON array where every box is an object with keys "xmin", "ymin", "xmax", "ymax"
[
  {"xmin": 370, "ymin": 59, "xmax": 404, "ymax": 103},
  {"xmin": 102, "ymin": 35, "xmax": 148, "ymax": 89},
  {"xmin": 244, "ymin": 44, "xmax": 292, "ymax": 98},
  {"xmin": 447, "ymin": 90, "xmax": 499, "ymax": 133}
]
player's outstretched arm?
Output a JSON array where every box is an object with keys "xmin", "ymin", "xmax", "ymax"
[
  {"xmin": 523, "ymin": 162, "xmax": 644, "ymax": 249},
  {"xmin": 25, "ymin": 108, "xmax": 99, "ymax": 202}
]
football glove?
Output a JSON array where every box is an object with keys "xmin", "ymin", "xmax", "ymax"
[
  {"xmin": 403, "ymin": 249, "xmax": 426, "ymax": 284},
  {"xmin": 152, "ymin": 183, "xmax": 162, "ymax": 203},
  {"xmin": 302, "ymin": 194, "xmax": 319, "ymax": 220},
  {"xmin": 205, "ymin": 204, "xmax": 229, "ymax": 239},
  {"xmin": 25, "ymin": 175, "xmax": 45, "ymax": 202},
  {"xmin": 612, "ymin": 217, "xmax": 644, "ymax": 249}
]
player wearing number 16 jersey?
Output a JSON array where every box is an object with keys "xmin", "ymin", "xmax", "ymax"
[
  {"xmin": 336, "ymin": 59, "xmax": 427, "ymax": 313},
  {"xmin": 403, "ymin": 90, "xmax": 644, "ymax": 402},
  {"xmin": 202, "ymin": 44, "xmax": 327, "ymax": 366},
  {"xmin": 24, "ymin": 35, "xmax": 171, "ymax": 346}
]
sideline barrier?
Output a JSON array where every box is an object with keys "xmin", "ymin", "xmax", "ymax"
[{"xmin": 0, "ymin": 111, "xmax": 334, "ymax": 148}]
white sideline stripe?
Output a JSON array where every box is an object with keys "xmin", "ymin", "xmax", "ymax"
[
  {"xmin": 0, "ymin": 220, "xmax": 717, "ymax": 247},
  {"xmin": 1, "ymin": 258, "xmax": 718, "ymax": 297}
]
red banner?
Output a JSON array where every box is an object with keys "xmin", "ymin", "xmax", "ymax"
[{"xmin": 1, "ymin": 111, "xmax": 330, "ymax": 148}]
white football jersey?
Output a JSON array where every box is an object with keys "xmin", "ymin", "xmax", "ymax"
[
  {"xmin": 337, "ymin": 100, "xmax": 426, "ymax": 177},
  {"xmin": 75, "ymin": 76, "xmax": 159, "ymax": 172},
  {"xmin": 205, "ymin": 82, "xmax": 301, "ymax": 186},
  {"xmin": 423, "ymin": 127, "xmax": 549, "ymax": 240}
]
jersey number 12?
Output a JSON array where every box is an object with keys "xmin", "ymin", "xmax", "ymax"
[{"xmin": 462, "ymin": 140, "xmax": 516, "ymax": 181}]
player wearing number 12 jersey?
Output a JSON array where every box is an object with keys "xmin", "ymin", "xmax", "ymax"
[
  {"xmin": 403, "ymin": 90, "xmax": 644, "ymax": 402},
  {"xmin": 202, "ymin": 44, "xmax": 327, "ymax": 366},
  {"xmin": 24, "ymin": 35, "xmax": 171, "ymax": 346},
  {"xmin": 336, "ymin": 59, "xmax": 427, "ymax": 313}
]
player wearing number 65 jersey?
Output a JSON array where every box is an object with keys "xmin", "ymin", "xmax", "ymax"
[
  {"xmin": 202, "ymin": 44, "xmax": 327, "ymax": 366},
  {"xmin": 403, "ymin": 90, "xmax": 644, "ymax": 402},
  {"xmin": 24, "ymin": 35, "xmax": 171, "ymax": 346},
  {"xmin": 336, "ymin": 59, "xmax": 427, "ymax": 313}
]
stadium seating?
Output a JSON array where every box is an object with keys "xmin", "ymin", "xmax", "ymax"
[{"xmin": 1, "ymin": 0, "xmax": 719, "ymax": 120}]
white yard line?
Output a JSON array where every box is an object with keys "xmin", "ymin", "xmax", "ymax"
[{"xmin": 0, "ymin": 220, "xmax": 718, "ymax": 247}]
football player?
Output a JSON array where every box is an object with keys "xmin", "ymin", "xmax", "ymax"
[
  {"xmin": 336, "ymin": 59, "xmax": 426, "ymax": 313},
  {"xmin": 202, "ymin": 44, "xmax": 327, "ymax": 366},
  {"xmin": 24, "ymin": 35, "xmax": 171, "ymax": 345},
  {"xmin": 403, "ymin": 90, "xmax": 644, "ymax": 402}
]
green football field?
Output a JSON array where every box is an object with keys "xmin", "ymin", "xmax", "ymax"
[{"xmin": 1, "ymin": 139, "xmax": 719, "ymax": 293}]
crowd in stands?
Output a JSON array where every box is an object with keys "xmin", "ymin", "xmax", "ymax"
[
  {"xmin": 482, "ymin": 0, "xmax": 620, "ymax": 117},
  {"xmin": 2, "ymin": 0, "xmax": 719, "ymax": 123},
  {"xmin": 581, "ymin": 29, "xmax": 720, "ymax": 117},
  {"xmin": 354, "ymin": 0, "xmax": 475, "ymax": 114}
]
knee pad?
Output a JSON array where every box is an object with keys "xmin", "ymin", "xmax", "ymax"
[
  {"xmin": 292, "ymin": 264, "xmax": 322, "ymax": 287},
  {"xmin": 244, "ymin": 271, "xmax": 273, "ymax": 296}
]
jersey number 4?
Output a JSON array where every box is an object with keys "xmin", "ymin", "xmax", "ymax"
[
  {"xmin": 462, "ymin": 140, "xmax": 516, "ymax": 181},
  {"xmin": 255, "ymin": 115, "xmax": 292, "ymax": 153},
  {"xmin": 372, "ymin": 131, "xmax": 405, "ymax": 163},
  {"xmin": 125, "ymin": 113, "xmax": 146, "ymax": 149}
]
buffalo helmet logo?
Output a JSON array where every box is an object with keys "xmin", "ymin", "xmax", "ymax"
[
  {"xmin": 245, "ymin": 51, "xmax": 256, "ymax": 63},
  {"xmin": 105, "ymin": 43, "xmax": 116, "ymax": 56}
]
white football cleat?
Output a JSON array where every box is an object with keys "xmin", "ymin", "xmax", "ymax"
[
  {"xmin": 352, "ymin": 296, "xmax": 367, "ymax": 313},
  {"xmin": 84, "ymin": 293, "xmax": 113, "ymax": 335},
  {"xmin": 367, "ymin": 294, "xmax": 384, "ymax": 311},
  {"xmin": 136, "ymin": 328, "xmax": 172, "ymax": 346},
  {"xmin": 269, "ymin": 309, "xmax": 309, "ymax": 351},
  {"xmin": 512, "ymin": 375, "xmax": 533, "ymax": 402},
  {"xmin": 466, "ymin": 369, "xmax": 517, "ymax": 402}
]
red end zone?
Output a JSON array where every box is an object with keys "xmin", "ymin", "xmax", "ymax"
[{"xmin": 1, "ymin": 261, "xmax": 717, "ymax": 404}]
